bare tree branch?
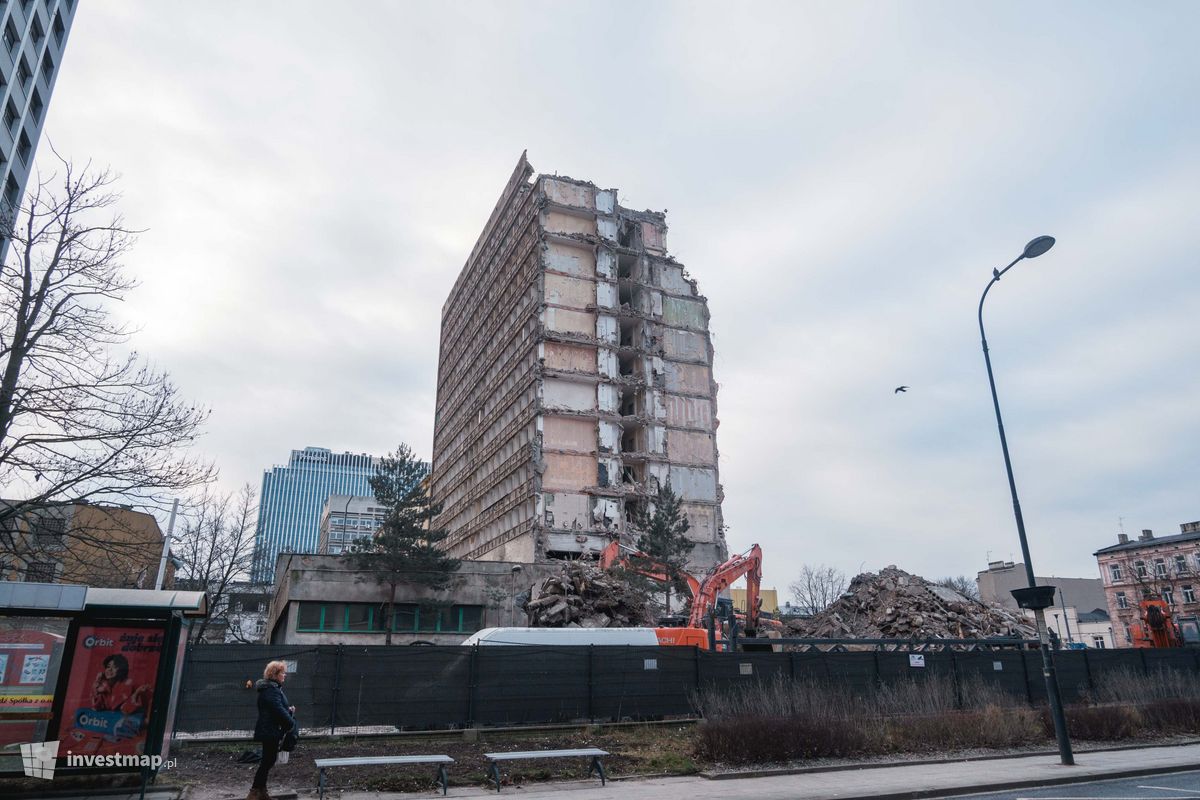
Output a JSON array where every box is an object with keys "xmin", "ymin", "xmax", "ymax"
[
  {"xmin": 172, "ymin": 484, "xmax": 258, "ymax": 643},
  {"xmin": 788, "ymin": 564, "xmax": 848, "ymax": 616},
  {"xmin": 0, "ymin": 157, "xmax": 214, "ymax": 561}
]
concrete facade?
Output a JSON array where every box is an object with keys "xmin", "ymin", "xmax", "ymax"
[
  {"xmin": 1094, "ymin": 522, "xmax": 1200, "ymax": 647},
  {"xmin": 976, "ymin": 560, "xmax": 1108, "ymax": 613},
  {"xmin": 265, "ymin": 553, "xmax": 561, "ymax": 645},
  {"xmin": 317, "ymin": 494, "xmax": 387, "ymax": 555},
  {"xmin": 431, "ymin": 154, "xmax": 727, "ymax": 574}
]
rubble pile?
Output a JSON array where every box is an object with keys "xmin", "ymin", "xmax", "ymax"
[
  {"xmin": 524, "ymin": 561, "xmax": 654, "ymax": 628},
  {"xmin": 786, "ymin": 566, "xmax": 1037, "ymax": 640}
]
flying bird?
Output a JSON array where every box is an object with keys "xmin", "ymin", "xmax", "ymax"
[{"xmin": 894, "ymin": 386, "xmax": 909, "ymax": 394}]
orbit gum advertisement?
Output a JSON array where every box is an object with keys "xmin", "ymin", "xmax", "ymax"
[{"xmin": 58, "ymin": 626, "xmax": 164, "ymax": 756}]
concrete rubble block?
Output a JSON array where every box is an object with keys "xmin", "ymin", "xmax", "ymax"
[{"xmin": 524, "ymin": 561, "xmax": 653, "ymax": 628}]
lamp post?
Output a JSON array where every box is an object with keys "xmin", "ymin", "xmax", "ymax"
[
  {"xmin": 510, "ymin": 564, "xmax": 523, "ymax": 626},
  {"xmin": 978, "ymin": 235, "xmax": 1074, "ymax": 766}
]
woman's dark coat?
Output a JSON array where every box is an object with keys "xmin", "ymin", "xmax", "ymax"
[{"xmin": 253, "ymin": 679, "xmax": 296, "ymax": 743}]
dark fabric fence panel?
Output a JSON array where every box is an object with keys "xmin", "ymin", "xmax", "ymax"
[
  {"xmin": 698, "ymin": 651, "xmax": 791, "ymax": 689},
  {"xmin": 1143, "ymin": 648, "xmax": 1200, "ymax": 673},
  {"xmin": 174, "ymin": 644, "xmax": 1200, "ymax": 736},
  {"xmin": 953, "ymin": 651, "xmax": 1030, "ymax": 702},
  {"xmin": 589, "ymin": 646, "xmax": 697, "ymax": 721},
  {"xmin": 333, "ymin": 646, "xmax": 472, "ymax": 730},
  {"xmin": 875, "ymin": 652, "xmax": 957, "ymax": 684},
  {"xmin": 472, "ymin": 646, "xmax": 590, "ymax": 726},
  {"xmin": 175, "ymin": 644, "xmax": 325, "ymax": 734},
  {"xmin": 813, "ymin": 652, "xmax": 877, "ymax": 692},
  {"xmin": 1050, "ymin": 652, "xmax": 1091, "ymax": 703}
]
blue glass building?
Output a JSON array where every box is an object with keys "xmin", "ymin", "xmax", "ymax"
[{"xmin": 252, "ymin": 447, "xmax": 377, "ymax": 582}]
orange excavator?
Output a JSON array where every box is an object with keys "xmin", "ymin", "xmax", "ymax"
[
  {"xmin": 598, "ymin": 539, "xmax": 770, "ymax": 648},
  {"xmin": 1130, "ymin": 595, "xmax": 1186, "ymax": 648}
]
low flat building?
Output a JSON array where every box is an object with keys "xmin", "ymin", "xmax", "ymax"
[
  {"xmin": 977, "ymin": 560, "xmax": 1107, "ymax": 612},
  {"xmin": 265, "ymin": 553, "xmax": 562, "ymax": 645}
]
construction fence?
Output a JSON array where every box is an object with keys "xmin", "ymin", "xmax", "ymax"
[{"xmin": 173, "ymin": 644, "xmax": 1200, "ymax": 736}]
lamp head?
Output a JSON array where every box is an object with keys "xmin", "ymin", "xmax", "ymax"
[{"xmin": 1023, "ymin": 236, "xmax": 1055, "ymax": 259}]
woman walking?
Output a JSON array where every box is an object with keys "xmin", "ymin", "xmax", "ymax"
[{"xmin": 249, "ymin": 660, "xmax": 297, "ymax": 800}]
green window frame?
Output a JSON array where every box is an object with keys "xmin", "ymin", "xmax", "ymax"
[
  {"xmin": 391, "ymin": 604, "xmax": 484, "ymax": 633},
  {"xmin": 296, "ymin": 602, "xmax": 485, "ymax": 633},
  {"xmin": 296, "ymin": 602, "xmax": 379, "ymax": 632}
]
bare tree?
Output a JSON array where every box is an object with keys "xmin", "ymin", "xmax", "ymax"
[
  {"xmin": 788, "ymin": 564, "xmax": 848, "ymax": 616},
  {"xmin": 172, "ymin": 484, "xmax": 258, "ymax": 643},
  {"xmin": 935, "ymin": 575, "xmax": 981, "ymax": 601},
  {"xmin": 0, "ymin": 158, "xmax": 213, "ymax": 565}
]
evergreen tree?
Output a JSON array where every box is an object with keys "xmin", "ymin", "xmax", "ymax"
[
  {"xmin": 343, "ymin": 443, "xmax": 459, "ymax": 645},
  {"xmin": 630, "ymin": 482, "xmax": 695, "ymax": 614}
]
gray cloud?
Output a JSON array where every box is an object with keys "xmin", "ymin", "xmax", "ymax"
[{"xmin": 36, "ymin": 0, "xmax": 1200, "ymax": 589}]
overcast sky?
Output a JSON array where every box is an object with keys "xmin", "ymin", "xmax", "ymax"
[{"xmin": 40, "ymin": 1, "xmax": 1200, "ymax": 591}]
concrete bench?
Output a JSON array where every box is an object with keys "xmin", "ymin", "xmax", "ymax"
[
  {"xmin": 313, "ymin": 755, "xmax": 454, "ymax": 798},
  {"xmin": 483, "ymin": 748, "xmax": 609, "ymax": 791}
]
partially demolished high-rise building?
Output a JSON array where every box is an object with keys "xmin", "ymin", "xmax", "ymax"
[{"xmin": 431, "ymin": 154, "xmax": 727, "ymax": 572}]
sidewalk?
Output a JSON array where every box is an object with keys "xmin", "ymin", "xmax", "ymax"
[{"xmin": 319, "ymin": 743, "xmax": 1200, "ymax": 800}]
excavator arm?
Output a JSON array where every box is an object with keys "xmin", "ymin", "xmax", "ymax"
[
  {"xmin": 688, "ymin": 544, "xmax": 764, "ymax": 633},
  {"xmin": 599, "ymin": 540, "xmax": 701, "ymax": 600}
]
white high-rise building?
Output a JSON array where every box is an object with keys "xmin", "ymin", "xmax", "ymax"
[{"xmin": 0, "ymin": 0, "xmax": 76, "ymax": 251}]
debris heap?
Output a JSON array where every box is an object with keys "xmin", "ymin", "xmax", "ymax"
[
  {"xmin": 786, "ymin": 566, "xmax": 1036, "ymax": 640},
  {"xmin": 524, "ymin": 562, "xmax": 654, "ymax": 628}
]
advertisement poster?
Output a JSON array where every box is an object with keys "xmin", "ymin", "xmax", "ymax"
[
  {"xmin": 0, "ymin": 624, "xmax": 66, "ymax": 751},
  {"xmin": 58, "ymin": 626, "xmax": 164, "ymax": 756}
]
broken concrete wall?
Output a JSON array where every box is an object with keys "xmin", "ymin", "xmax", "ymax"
[
  {"xmin": 662, "ymin": 328, "xmax": 708, "ymax": 362},
  {"xmin": 542, "ymin": 209, "xmax": 597, "ymax": 236},
  {"xmin": 542, "ymin": 378, "xmax": 596, "ymax": 412},
  {"xmin": 543, "ymin": 307, "xmax": 595, "ymax": 336},
  {"xmin": 662, "ymin": 296, "xmax": 707, "ymax": 330},
  {"xmin": 542, "ymin": 342, "xmax": 596, "ymax": 373},
  {"xmin": 669, "ymin": 466, "xmax": 719, "ymax": 501},
  {"xmin": 542, "ymin": 415, "xmax": 596, "ymax": 452},
  {"xmin": 544, "ymin": 240, "xmax": 596, "ymax": 277},
  {"xmin": 667, "ymin": 429, "xmax": 716, "ymax": 465},
  {"xmin": 545, "ymin": 273, "xmax": 596, "ymax": 308},
  {"xmin": 664, "ymin": 362, "xmax": 712, "ymax": 394},
  {"xmin": 542, "ymin": 453, "xmax": 597, "ymax": 491},
  {"xmin": 665, "ymin": 395, "xmax": 713, "ymax": 429}
]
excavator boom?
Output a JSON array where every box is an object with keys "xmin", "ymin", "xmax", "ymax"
[{"xmin": 688, "ymin": 544, "xmax": 764, "ymax": 633}]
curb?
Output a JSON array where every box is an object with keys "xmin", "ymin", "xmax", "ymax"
[
  {"xmin": 699, "ymin": 738, "xmax": 1200, "ymax": 780},
  {"xmin": 839, "ymin": 762, "xmax": 1200, "ymax": 800}
]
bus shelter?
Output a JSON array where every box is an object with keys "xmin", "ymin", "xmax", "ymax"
[{"xmin": 0, "ymin": 581, "xmax": 207, "ymax": 779}]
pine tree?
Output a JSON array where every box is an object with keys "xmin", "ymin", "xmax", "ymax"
[
  {"xmin": 630, "ymin": 483, "xmax": 695, "ymax": 614},
  {"xmin": 343, "ymin": 443, "xmax": 459, "ymax": 645}
]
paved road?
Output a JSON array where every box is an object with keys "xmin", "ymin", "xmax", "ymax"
[{"xmin": 952, "ymin": 770, "xmax": 1200, "ymax": 800}]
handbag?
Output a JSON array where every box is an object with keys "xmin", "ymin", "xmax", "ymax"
[{"xmin": 280, "ymin": 725, "xmax": 298, "ymax": 753}]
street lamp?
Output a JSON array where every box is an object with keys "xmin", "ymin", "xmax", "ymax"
[
  {"xmin": 978, "ymin": 235, "xmax": 1075, "ymax": 766},
  {"xmin": 509, "ymin": 564, "xmax": 523, "ymax": 626}
]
